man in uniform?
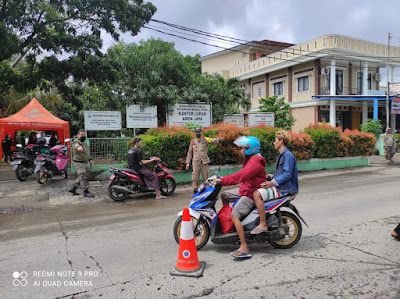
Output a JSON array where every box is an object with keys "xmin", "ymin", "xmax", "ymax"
[
  {"xmin": 382, "ymin": 127, "xmax": 396, "ymax": 162},
  {"xmin": 69, "ymin": 129, "xmax": 94, "ymax": 198},
  {"xmin": 1, "ymin": 134, "xmax": 12, "ymax": 163},
  {"xmin": 186, "ymin": 127, "xmax": 222, "ymax": 194}
]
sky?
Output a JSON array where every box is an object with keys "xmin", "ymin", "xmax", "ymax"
[{"xmin": 108, "ymin": 0, "xmax": 400, "ymax": 58}]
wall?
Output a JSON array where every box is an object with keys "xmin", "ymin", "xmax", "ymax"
[{"xmin": 291, "ymin": 106, "xmax": 316, "ymax": 132}]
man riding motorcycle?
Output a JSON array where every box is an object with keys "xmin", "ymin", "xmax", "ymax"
[{"xmin": 212, "ymin": 136, "xmax": 266, "ymax": 258}]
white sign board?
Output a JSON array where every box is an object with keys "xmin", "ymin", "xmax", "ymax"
[
  {"xmin": 223, "ymin": 114, "xmax": 245, "ymax": 128},
  {"xmin": 126, "ymin": 105, "xmax": 158, "ymax": 128},
  {"xmin": 84, "ymin": 111, "xmax": 121, "ymax": 131},
  {"xmin": 392, "ymin": 97, "xmax": 400, "ymax": 114},
  {"xmin": 167, "ymin": 104, "xmax": 211, "ymax": 127},
  {"xmin": 390, "ymin": 83, "xmax": 400, "ymax": 96},
  {"xmin": 248, "ymin": 113, "xmax": 275, "ymax": 127}
]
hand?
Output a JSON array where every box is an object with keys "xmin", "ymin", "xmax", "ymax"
[
  {"xmin": 218, "ymin": 137, "xmax": 224, "ymax": 142},
  {"xmin": 77, "ymin": 146, "xmax": 83, "ymax": 152},
  {"xmin": 186, "ymin": 163, "xmax": 190, "ymax": 170},
  {"xmin": 211, "ymin": 178, "xmax": 221, "ymax": 185},
  {"xmin": 90, "ymin": 160, "xmax": 94, "ymax": 166},
  {"xmin": 261, "ymin": 181, "xmax": 274, "ymax": 188}
]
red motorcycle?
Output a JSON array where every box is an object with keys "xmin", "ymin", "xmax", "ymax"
[{"xmin": 107, "ymin": 156, "xmax": 176, "ymax": 201}]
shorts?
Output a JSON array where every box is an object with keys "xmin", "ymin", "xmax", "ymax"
[
  {"xmin": 221, "ymin": 188, "xmax": 255, "ymax": 219},
  {"xmin": 256, "ymin": 186, "xmax": 283, "ymax": 201}
]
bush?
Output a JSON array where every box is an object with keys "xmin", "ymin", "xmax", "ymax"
[
  {"xmin": 360, "ymin": 119, "xmax": 382, "ymax": 139},
  {"xmin": 243, "ymin": 124, "xmax": 278, "ymax": 164},
  {"xmin": 344, "ymin": 129, "xmax": 376, "ymax": 156},
  {"xmin": 289, "ymin": 132, "xmax": 315, "ymax": 161},
  {"xmin": 304, "ymin": 123, "xmax": 341, "ymax": 158},
  {"xmin": 336, "ymin": 133, "xmax": 354, "ymax": 157}
]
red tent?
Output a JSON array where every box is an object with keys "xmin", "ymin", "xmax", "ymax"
[{"xmin": 0, "ymin": 98, "xmax": 70, "ymax": 158}]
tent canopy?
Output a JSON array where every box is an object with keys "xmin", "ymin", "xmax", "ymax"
[{"xmin": 0, "ymin": 98, "xmax": 70, "ymax": 157}]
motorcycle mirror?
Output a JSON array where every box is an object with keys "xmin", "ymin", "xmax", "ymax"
[{"xmin": 16, "ymin": 144, "xmax": 22, "ymax": 148}]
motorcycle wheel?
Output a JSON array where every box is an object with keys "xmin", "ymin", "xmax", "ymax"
[
  {"xmin": 160, "ymin": 177, "xmax": 176, "ymax": 196},
  {"xmin": 36, "ymin": 166, "xmax": 48, "ymax": 184},
  {"xmin": 108, "ymin": 181, "xmax": 128, "ymax": 201},
  {"xmin": 15, "ymin": 165, "xmax": 28, "ymax": 182},
  {"xmin": 272, "ymin": 211, "xmax": 302, "ymax": 249},
  {"xmin": 173, "ymin": 215, "xmax": 210, "ymax": 250}
]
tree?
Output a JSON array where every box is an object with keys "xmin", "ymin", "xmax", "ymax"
[
  {"xmin": 361, "ymin": 119, "xmax": 383, "ymax": 139},
  {"xmin": 258, "ymin": 95, "xmax": 296, "ymax": 130},
  {"xmin": 0, "ymin": 0, "xmax": 156, "ymax": 103}
]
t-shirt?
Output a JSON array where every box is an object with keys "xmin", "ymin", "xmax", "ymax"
[{"xmin": 128, "ymin": 147, "xmax": 143, "ymax": 171}]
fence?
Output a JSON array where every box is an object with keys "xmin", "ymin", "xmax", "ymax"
[{"xmin": 87, "ymin": 138, "xmax": 131, "ymax": 165}]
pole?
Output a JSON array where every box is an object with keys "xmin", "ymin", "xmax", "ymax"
[{"xmin": 386, "ymin": 33, "xmax": 391, "ymax": 128}]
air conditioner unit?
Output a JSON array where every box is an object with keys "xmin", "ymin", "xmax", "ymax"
[
  {"xmin": 374, "ymin": 73, "xmax": 382, "ymax": 81},
  {"xmin": 320, "ymin": 67, "xmax": 330, "ymax": 76}
]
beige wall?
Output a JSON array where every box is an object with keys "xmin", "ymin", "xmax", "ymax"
[
  {"xmin": 268, "ymin": 69, "xmax": 288, "ymax": 101},
  {"xmin": 201, "ymin": 50, "xmax": 250, "ymax": 74},
  {"xmin": 291, "ymin": 107, "xmax": 316, "ymax": 132},
  {"xmin": 250, "ymin": 75, "xmax": 266, "ymax": 108},
  {"xmin": 291, "ymin": 62, "xmax": 315, "ymax": 102}
]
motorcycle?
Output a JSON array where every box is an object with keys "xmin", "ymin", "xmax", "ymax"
[
  {"xmin": 34, "ymin": 140, "xmax": 70, "ymax": 184},
  {"xmin": 11, "ymin": 144, "xmax": 50, "ymax": 181},
  {"xmin": 107, "ymin": 156, "xmax": 176, "ymax": 201},
  {"xmin": 173, "ymin": 171, "xmax": 308, "ymax": 250}
]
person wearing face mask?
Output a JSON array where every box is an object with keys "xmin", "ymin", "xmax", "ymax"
[
  {"xmin": 186, "ymin": 127, "xmax": 223, "ymax": 194},
  {"xmin": 69, "ymin": 129, "xmax": 94, "ymax": 198},
  {"xmin": 128, "ymin": 138, "xmax": 166, "ymax": 199}
]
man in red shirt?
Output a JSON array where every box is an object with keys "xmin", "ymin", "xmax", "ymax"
[{"xmin": 212, "ymin": 136, "xmax": 266, "ymax": 259}]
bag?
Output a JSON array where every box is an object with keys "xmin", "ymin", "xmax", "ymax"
[{"xmin": 218, "ymin": 205, "xmax": 234, "ymax": 234}]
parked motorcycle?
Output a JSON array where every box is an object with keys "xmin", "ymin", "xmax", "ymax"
[
  {"xmin": 11, "ymin": 144, "xmax": 50, "ymax": 181},
  {"xmin": 173, "ymin": 171, "xmax": 308, "ymax": 250},
  {"xmin": 34, "ymin": 140, "xmax": 70, "ymax": 184},
  {"xmin": 108, "ymin": 156, "xmax": 176, "ymax": 201}
]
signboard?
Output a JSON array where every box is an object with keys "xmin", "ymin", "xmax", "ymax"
[
  {"xmin": 223, "ymin": 114, "xmax": 245, "ymax": 128},
  {"xmin": 126, "ymin": 105, "xmax": 158, "ymax": 128},
  {"xmin": 392, "ymin": 97, "xmax": 400, "ymax": 114},
  {"xmin": 390, "ymin": 82, "xmax": 400, "ymax": 96},
  {"xmin": 84, "ymin": 111, "xmax": 121, "ymax": 131},
  {"xmin": 167, "ymin": 104, "xmax": 211, "ymax": 127},
  {"xmin": 248, "ymin": 113, "xmax": 275, "ymax": 127}
]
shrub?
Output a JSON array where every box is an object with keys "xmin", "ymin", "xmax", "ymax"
[
  {"xmin": 336, "ymin": 133, "xmax": 354, "ymax": 157},
  {"xmin": 243, "ymin": 124, "xmax": 278, "ymax": 164},
  {"xmin": 360, "ymin": 119, "xmax": 382, "ymax": 139},
  {"xmin": 289, "ymin": 132, "xmax": 315, "ymax": 161},
  {"xmin": 304, "ymin": 123, "xmax": 341, "ymax": 158},
  {"xmin": 344, "ymin": 129, "xmax": 376, "ymax": 156}
]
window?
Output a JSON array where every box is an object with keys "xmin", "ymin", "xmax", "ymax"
[
  {"xmin": 297, "ymin": 76, "xmax": 309, "ymax": 92},
  {"xmin": 274, "ymin": 82, "xmax": 284, "ymax": 95},
  {"xmin": 326, "ymin": 70, "xmax": 344, "ymax": 95},
  {"xmin": 357, "ymin": 72, "xmax": 372, "ymax": 94}
]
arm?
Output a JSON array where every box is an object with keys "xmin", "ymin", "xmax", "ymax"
[
  {"xmin": 274, "ymin": 154, "xmax": 295, "ymax": 186},
  {"xmin": 220, "ymin": 160, "xmax": 257, "ymax": 186},
  {"xmin": 185, "ymin": 140, "xmax": 193, "ymax": 170},
  {"xmin": 205, "ymin": 137, "xmax": 222, "ymax": 144}
]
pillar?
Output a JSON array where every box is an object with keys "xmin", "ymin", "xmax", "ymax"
[
  {"xmin": 390, "ymin": 67, "xmax": 396, "ymax": 131},
  {"xmin": 362, "ymin": 62, "xmax": 369, "ymax": 124},
  {"xmin": 330, "ymin": 59, "xmax": 336, "ymax": 127}
]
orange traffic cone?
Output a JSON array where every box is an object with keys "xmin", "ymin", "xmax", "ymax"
[{"xmin": 170, "ymin": 208, "xmax": 206, "ymax": 277}]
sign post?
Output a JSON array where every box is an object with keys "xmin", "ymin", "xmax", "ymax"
[
  {"xmin": 167, "ymin": 103, "xmax": 212, "ymax": 127},
  {"xmin": 248, "ymin": 113, "xmax": 275, "ymax": 127},
  {"xmin": 223, "ymin": 114, "xmax": 244, "ymax": 128},
  {"xmin": 84, "ymin": 111, "xmax": 122, "ymax": 131},
  {"xmin": 126, "ymin": 105, "xmax": 158, "ymax": 128}
]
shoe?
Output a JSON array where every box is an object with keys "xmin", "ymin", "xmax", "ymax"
[
  {"xmin": 84, "ymin": 190, "xmax": 94, "ymax": 198},
  {"xmin": 250, "ymin": 227, "xmax": 268, "ymax": 235},
  {"xmin": 230, "ymin": 250, "xmax": 252, "ymax": 259},
  {"xmin": 69, "ymin": 186, "xmax": 79, "ymax": 196},
  {"xmin": 156, "ymin": 195, "xmax": 167, "ymax": 200}
]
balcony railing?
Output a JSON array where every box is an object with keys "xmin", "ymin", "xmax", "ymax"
[{"xmin": 318, "ymin": 87, "xmax": 361, "ymax": 96}]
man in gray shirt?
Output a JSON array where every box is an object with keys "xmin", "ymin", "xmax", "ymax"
[{"xmin": 382, "ymin": 127, "xmax": 396, "ymax": 162}]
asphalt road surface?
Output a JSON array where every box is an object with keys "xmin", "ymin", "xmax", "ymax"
[{"xmin": 0, "ymin": 165, "xmax": 399, "ymax": 299}]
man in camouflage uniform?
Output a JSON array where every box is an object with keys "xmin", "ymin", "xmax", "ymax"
[
  {"xmin": 382, "ymin": 127, "xmax": 396, "ymax": 162},
  {"xmin": 69, "ymin": 129, "xmax": 94, "ymax": 198},
  {"xmin": 186, "ymin": 127, "xmax": 222, "ymax": 194}
]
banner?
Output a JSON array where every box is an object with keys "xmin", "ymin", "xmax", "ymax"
[
  {"xmin": 392, "ymin": 97, "xmax": 400, "ymax": 114},
  {"xmin": 390, "ymin": 83, "xmax": 400, "ymax": 96},
  {"xmin": 126, "ymin": 105, "xmax": 158, "ymax": 128},
  {"xmin": 248, "ymin": 113, "xmax": 275, "ymax": 127},
  {"xmin": 223, "ymin": 114, "xmax": 244, "ymax": 128},
  {"xmin": 84, "ymin": 111, "xmax": 121, "ymax": 131},
  {"xmin": 167, "ymin": 104, "xmax": 211, "ymax": 127}
]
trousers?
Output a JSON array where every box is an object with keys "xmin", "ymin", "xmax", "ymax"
[
  {"xmin": 73, "ymin": 161, "xmax": 89, "ymax": 190},
  {"xmin": 192, "ymin": 162, "xmax": 209, "ymax": 190}
]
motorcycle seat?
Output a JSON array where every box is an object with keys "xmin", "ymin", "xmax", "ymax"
[
  {"xmin": 263, "ymin": 193, "xmax": 296, "ymax": 203},
  {"xmin": 118, "ymin": 168, "xmax": 140, "ymax": 175}
]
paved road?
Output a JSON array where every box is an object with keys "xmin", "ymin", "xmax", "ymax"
[{"xmin": 0, "ymin": 165, "xmax": 399, "ymax": 298}]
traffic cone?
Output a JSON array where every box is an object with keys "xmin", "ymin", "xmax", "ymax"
[{"xmin": 170, "ymin": 208, "xmax": 206, "ymax": 277}]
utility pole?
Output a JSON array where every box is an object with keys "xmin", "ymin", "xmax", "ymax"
[{"xmin": 386, "ymin": 33, "xmax": 391, "ymax": 128}]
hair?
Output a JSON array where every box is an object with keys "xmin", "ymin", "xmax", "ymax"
[
  {"xmin": 194, "ymin": 127, "xmax": 202, "ymax": 132},
  {"xmin": 386, "ymin": 127, "xmax": 391, "ymax": 131},
  {"xmin": 275, "ymin": 129, "xmax": 291, "ymax": 146},
  {"xmin": 133, "ymin": 138, "xmax": 142, "ymax": 145},
  {"xmin": 77, "ymin": 128, "xmax": 85, "ymax": 134}
]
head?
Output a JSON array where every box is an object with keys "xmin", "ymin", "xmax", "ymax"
[
  {"xmin": 194, "ymin": 127, "xmax": 202, "ymax": 138},
  {"xmin": 274, "ymin": 130, "xmax": 291, "ymax": 151},
  {"xmin": 4, "ymin": 134, "xmax": 9, "ymax": 139},
  {"xmin": 77, "ymin": 129, "xmax": 86, "ymax": 142},
  {"xmin": 386, "ymin": 127, "xmax": 391, "ymax": 134},
  {"xmin": 30, "ymin": 132, "xmax": 35, "ymax": 137},
  {"xmin": 133, "ymin": 137, "xmax": 142, "ymax": 148},
  {"xmin": 233, "ymin": 136, "xmax": 260, "ymax": 156}
]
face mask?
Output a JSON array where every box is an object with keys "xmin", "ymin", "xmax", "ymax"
[
  {"xmin": 196, "ymin": 133, "xmax": 201, "ymax": 138},
  {"xmin": 79, "ymin": 136, "xmax": 86, "ymax": 142}
]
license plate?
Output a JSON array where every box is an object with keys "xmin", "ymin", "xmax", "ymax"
[{"xmin": 109, "ymin": 174, "xmax": 115, "ymax": 180}]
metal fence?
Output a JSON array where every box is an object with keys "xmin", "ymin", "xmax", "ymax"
[{"xmin": 87, "ymin": 138, "xmax": 131, "ymax": 165}]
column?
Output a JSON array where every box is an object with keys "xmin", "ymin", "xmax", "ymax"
[
  {"xmin": 362, "ymin": 62, "xmax": 368, "ymax": 124},
  {"xmin": 390, "ymin": 67, "xmax": 396, "ymax": 131},
  {"xmin": 330, "ymin": 59, "xmax": 336, "ymax": 127}
]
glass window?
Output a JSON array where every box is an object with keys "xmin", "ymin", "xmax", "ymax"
[
  {"xmin": 357, "ymin": 72, "xmax": 372, "ymax": 94},
  {"xmin": 274, "ymin": 82, "xmax": 284, "ymax": 95},
  {"xmin": 298, "ymin": 76, "xmax": 309, "ymax": 92}
]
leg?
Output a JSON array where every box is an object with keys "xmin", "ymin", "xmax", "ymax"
[
  {"xmin": 200, "ymin": 163, "xmax": 209, "ymax": 185},
  {"xmin": 231, "ymin": 214, "xmax": 249, "ymax": 255},
  {"xmin": 221, "ymin": 188, "xmax": 240, "ymax": 207},
  {"xmin": 192, "ymin": 162, "xmax": 201, "ymax": 193},
  {"xmin": 252, "ymin": 190, "xmax": 268, "ymax": 233},
  {"xmin": 391, "ymin": 223, "xmax": 400, "ymax": 240}
]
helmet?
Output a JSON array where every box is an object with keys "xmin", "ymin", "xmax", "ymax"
[
  {"xmin": 233, "ymin": 136, "xmax": 260, "ymax": 156},
  {"xmin": 37, "ymin": 137, "xmax": 46, "ymax": 145}
]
